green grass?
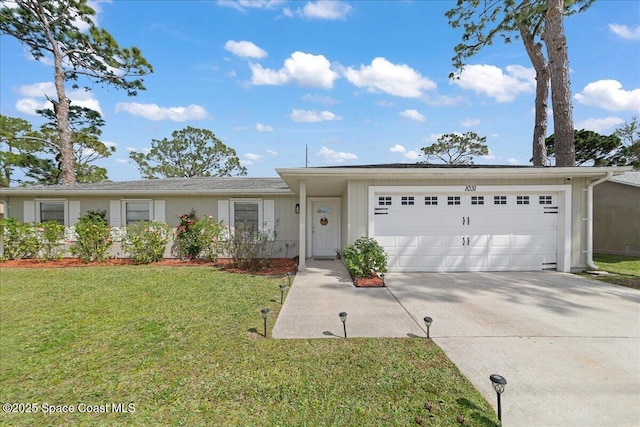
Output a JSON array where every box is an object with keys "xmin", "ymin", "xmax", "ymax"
[
  {"xmin": 585, "ymin": 254, "xmax": 640, "ymax": 289},
  {"xmin": 0, "ymin": 267, "xmax": 497, "ymax": 426}
]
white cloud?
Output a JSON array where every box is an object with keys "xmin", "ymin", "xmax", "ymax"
[
  {"xmin": 256, "ymin": 123, "xmax": 274, "ymax": 132},
  {"xmin": 266, "ymin": 149, "xmax": 278, "ymax": 156},
  {"xmin": 299, "ymin": 1, "xmax": 353, "ymax": 20},
  {"xmin": 454, "ymin": 64, "xmax": 535, "ymax": 102},
  {"xmin": 115, "ymin": 158, "xmax": 129, "ymax": 164},
  {"xmin": 404, "ymin": 150, "xmax": 421, "ymax": 160},
  {"xmin": 115, "ymin": 102, "xmax": 209, "ymax": 121},
  {"xmin": 16, "ymin": 98, "xmax": 50, "ymax": 115},
  {"xmin": 289, "ymin": 109, "xmax": 342, "ymax": 122},
  {"xmin": 243, "ymin": 152, "xmax": 263, "ymax": 165},
  {"xmin": 507, "ymin": 158, "xmax": 522, "ymax": 165},
  {"xmin": 345, "ymin": 57, "xmax": 436, "ymax": 98},
  {"xmin": 224, "ymin": 40, "xmax": 267, "ymax": 59},
  {"xmin": 389, "ymin": 144, "xmax": 420, "ymax": 160},
  {"xmin": 399, "ymin": 109, "xmax": 426, "ymax": 122},
  {"xmin": 575, "ymin": 116, "xmax": 625, "ymax": 133},
  {"xmin": 16, "ymin": 82, "xmax": 102, "ymax": 114},
  {"xmin": 609, "ymin": 24, "xmax": 640, "ymax": 40},
  {"xmin": 301, "ymin": 93, "xmax": 339, "ymax": 105},
  {"xmin": 128, "ymin": 147, "xmax": 150, "ymax": 154},
  {"xmin": 250, "ymin": 51, "xmax": 338, "ymax": 88},
  {"xmin": 217, "ymin": 0, "xmax": 285, "ymax": 12},
  {"xmin": 574, "ymin": 80, "xmax": 640, "ymax": 112},
  {"xmin": 460, "ymin": 118, "xmax": 481, "ymax": 127},
  {"xmin": 103, "ymin": 141, "xmax": 117, "ymax": 150},
  {"xmin": 316, "ymin": 146, "xmax": 357, "ymax": 163}
]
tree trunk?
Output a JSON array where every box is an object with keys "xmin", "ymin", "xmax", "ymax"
[
  {"xmin": 543, "ymin": 0, "xmax": 575, "ymax": 167},
  {"xmin": 519, "ymin": 22, "xmax": 549, "ymax": 167}
]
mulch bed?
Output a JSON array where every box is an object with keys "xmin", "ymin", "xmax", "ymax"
[
  {"xmin": 0, "ymin": 258, "xmax": 298, "ymax": 277},
  {"xmin": 354, "ymin": 275, "xmax": 385, "ymax": 287}
]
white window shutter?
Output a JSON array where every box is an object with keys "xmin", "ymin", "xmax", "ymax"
[
  {"xmin": 23, "ymin": 201, "xmax": 35, "ymax": 223},
  {"xmin": 109, "ymin": 200, "xmax": 122, "ymax": 227},
  {"xmin": 68, "ymin": 201, "xmax": 80, "ymax": 226},
  {"xmin": 154, "ymin": 200, "xmax": 166, "ymax": 223},
  {"xmin": 263, "ymin": 200, "xmax": 275, "ymax": 234},
  {"xmin": 218, "ymin": 200, "xmax": 230, "ymax": 238}
]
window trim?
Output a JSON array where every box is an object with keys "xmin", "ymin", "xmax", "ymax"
[
  {"xmin": 230, "ymin": 198, "xmax": 264, "ymax": 232},
  {"xmin": 121, "ymin": 199, "xmax": 153, "ymax": 226},
  {"xmin": 35, "ymin": 199, "xmax": 68, "ymax": 225}
]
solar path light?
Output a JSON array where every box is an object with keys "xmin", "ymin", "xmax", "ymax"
[
  {"xmin": 490, "ymin": 374, "xmax": 507, "ymax": 423},
  {"xmin": 339, "ymin": 312, "xmax": 348, "ymax": 338},
  {"xmin": 279, "ymin": 281, "xmax": 286, "ymax": 304},
  {"xmin": 287, "ymin": 272, "xmax": 292, "ymax": 286},
  {"xmin": 423, "ymin": 316, "xmax": 433, "ymax": 339},
  {"xmin": 261, "ymin": 308, "xmax": 269, "ymax": 337}
]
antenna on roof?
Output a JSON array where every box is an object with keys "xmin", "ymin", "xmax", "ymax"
[{"xmin": 305, "ymin": 144, "xmax": 308, "ymax": 168}]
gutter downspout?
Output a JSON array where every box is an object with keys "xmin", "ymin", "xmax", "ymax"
[{"xmin": 585, "ymin": 171, "xmax": 613, "ymax": 270}]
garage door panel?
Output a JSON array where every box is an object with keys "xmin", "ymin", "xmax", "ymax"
[{"xmin": 374, "ymin": 191, "xmax": 558, "ymax": 272}]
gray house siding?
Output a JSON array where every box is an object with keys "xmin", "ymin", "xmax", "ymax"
[{"xmin": 594, "ymin": 180, "xmax": 640, "ymax": 256}]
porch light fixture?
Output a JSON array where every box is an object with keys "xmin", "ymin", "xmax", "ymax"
[
  {"xmin": 279, "ymin": 282, "xmax": 286, "ymax": 304},
  {"xmin": 261, "ymin": 308, "xmax": 269, "ymax": 337},
  {"xmin": 423, "ymin": 316, "xmax": 433, "ymax": 339},
  {"xmin": 295, "ymin": 203, "xmax": 300, "ymax": 214},
  {"xmin": 490, "ymin": 374, "xmax": 507, "ymax": 422},
  {"xmin": 339, "ymin": 311, "xmax": 348, "ymax": 338}
]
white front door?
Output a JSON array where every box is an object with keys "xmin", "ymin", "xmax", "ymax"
[{"xmin": 311, "ymin": 199, "xmax": 340, "ymax": 257}]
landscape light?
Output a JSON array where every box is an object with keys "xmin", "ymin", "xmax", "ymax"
[
  {"xmin": 423, "ymin": 316, "xmax": 433, "ymax": 339},
  {"xmin": 490, "ymin": 374, "xmax": 507, "ymax": 422},
  {"xmin": 261, "ymin": 308, "xmax": 269, "ymax": 337},
  {"xmin": 279, "ymin": 282, "xmax": 286, "ymax": 304},
  {"xmin": 339, "ymin": 311, "xmax": 348, "ymax": 338}
]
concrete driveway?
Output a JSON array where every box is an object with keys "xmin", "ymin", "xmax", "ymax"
[
  {"xmin": 386, "ymin": 271, "xmax": 640, "ymax": 427},
  {"xmin": 273, "ymin": 261, "xmax": 640, "ymax": 426}
]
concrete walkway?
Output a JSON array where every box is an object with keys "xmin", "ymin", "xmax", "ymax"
[
  {"xmin": 272, "ymin": 260, "xmax": 640, "ymax": 427},
  {"xmin": 272, "ymin": 259, "xmax": 426, "ymax": 338}
]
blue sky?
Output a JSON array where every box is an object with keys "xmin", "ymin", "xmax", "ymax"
[{"xmin": 1, "ymin": 0, "xmax": 639, "ymax": 181}]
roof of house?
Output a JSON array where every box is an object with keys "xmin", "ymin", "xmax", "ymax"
[
  {"xmin": 0, "ymin": 177, "xmax": 293, "ymax": 196},
  {"xmin": 609, "ymin": 171, "xmax": 640, "ymax": 188}
]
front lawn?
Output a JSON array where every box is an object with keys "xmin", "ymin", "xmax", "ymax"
[
  {"xmin": 586, "ymin": 254, "xmax": 640, "ymax": 289},
  {"xmin": 0, "ymin": 266, "xmax": 497, "ymax": 426}
]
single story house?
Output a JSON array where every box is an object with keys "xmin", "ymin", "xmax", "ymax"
[
  {"xmin": 0, "ymin": 164, "xmax": 631, "ymax": 272},
  {"xmin": 594, "ymin": 171, "xmax": 640, "ymax": 257}
]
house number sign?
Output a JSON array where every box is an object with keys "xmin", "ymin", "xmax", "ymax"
[{"xmin": 464, "ymin": 185, "xmax": 477, "ymax": 192}]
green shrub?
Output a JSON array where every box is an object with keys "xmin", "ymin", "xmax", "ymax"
[
  {"xmin": 227, "ymin": 221, "xmax": 280, "ymax": 270},
  {"xmin": 123, "ymin": 221, "xmax": 169, "ymax": 264},
  {"xmin": 37, "ymin": 220, "xmax": 65, "ymax": 261},
  {"xmin": 174, "ymin": 210, "xmax": 226, "ymax": 261},
  {"xmin": 175, "ymin": 209, "xmax": 201, "ymax": 259},
  {"xmin": 199, "ymin": 215, "xmax": 226, "ymax": 261},
  {"xmin": 1, "ymin": 218, "xmax": 40, "ymax": 260},
  {"xmin": 70, "ymin": 210, "xmax": 113, "ymax": 262},
  {"xmin": 342, "ymin": 237, "xmax": 388, "ymax": 277}
]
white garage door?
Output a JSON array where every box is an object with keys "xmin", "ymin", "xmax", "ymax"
[{"xmin": 373, "ymin": 192, "xmax": 558, "ymax": 272}]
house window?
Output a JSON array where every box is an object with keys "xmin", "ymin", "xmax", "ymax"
[
  {"xmin": 424, "ymin": 196, "xmax": 438, "ymax": 206},
  {"xmin": 378, "ymin": 196, "xmax": 392, "ymax": 206},
  {"xmin": 39, "ymin": 201, "xmax": 65, "ymax": 225},
  {"xmin": 471, "ymin": 196, "xmax": 484, "ymax": 205},
  {"xmin": 447, "ymin": 196, "xmax": 461, "ymax": 206},
  {"xmin": 401, "ymin": 196, "xmax": 415, "ymax": 206},
  {"xmin": 517, "ymin": 196, "xmax": 530, "ymax": 205},
  {"xmin": 494, "ymin": 196, "xmax": 507, "ymax": 205},
  {"xmin": 539, "ymin": 196, "xmax": 553, "ymax": 205},
  {"xmin": 125, "ymin": 201, "xmax": 151, "ymax": 225},
  {"xmin": 234, "ymin": 201, "xmax": 259, "ymax": 232}
]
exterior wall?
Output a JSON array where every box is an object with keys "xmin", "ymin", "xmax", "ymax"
[
  {"xmin": 342, "ymin": 176, "xmax": 590, "ymax": 271},
  {"xmin": 594, "ymin": 181, "xmax": 640, "ymax": 256},
  {"xmin": 2, "ymin": 194, "xmax": 299, "ymax": 259}
]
